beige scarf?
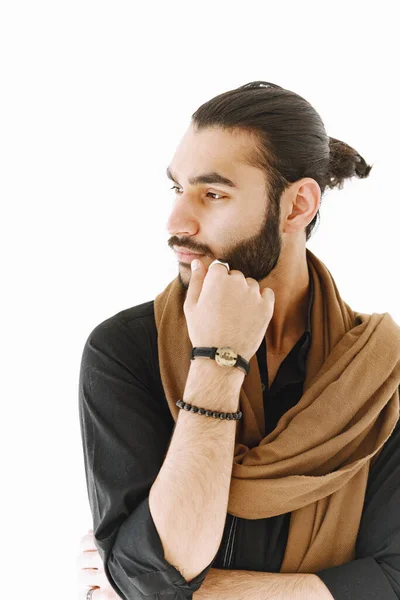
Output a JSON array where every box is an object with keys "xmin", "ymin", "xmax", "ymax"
[{"xmin": 153, "ymin": 248, "xmax": 400, "ymax": 573}]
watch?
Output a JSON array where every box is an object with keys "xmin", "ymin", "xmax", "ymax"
[{"xmin": 191, "ymin": 346, "xmax": 250, "ymax": 376}]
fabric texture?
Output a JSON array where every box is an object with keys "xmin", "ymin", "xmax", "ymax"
[
  {"xmin": 78, "ymin": 297, "xmax": 400, "ymax": 599},
  {"xmin": 153, "ymin": 247, "xmax": 400, "ymax": 573}
]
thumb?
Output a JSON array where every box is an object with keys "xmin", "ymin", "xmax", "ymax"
[{"xmin": 184, "ymin": 257, "xmax": 207, "ymax": 308}]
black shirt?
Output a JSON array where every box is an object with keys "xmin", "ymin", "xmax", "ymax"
[{"xmin": 79, "ymin": 274, "xmax": 400, "ymax": 600}]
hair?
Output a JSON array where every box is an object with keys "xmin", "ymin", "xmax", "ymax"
[{"xmin": 191, "ymin": 81, "xmax": 373, "ymax": 241}]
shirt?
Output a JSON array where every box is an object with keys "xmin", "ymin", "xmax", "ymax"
[{"xmin": 79, "ymin": 272, "xmax": 400, "ymax": 600}]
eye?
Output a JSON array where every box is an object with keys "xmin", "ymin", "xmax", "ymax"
[{"xmin": 169, "ymin": 185, "xmax": 224, "ymax": 201}]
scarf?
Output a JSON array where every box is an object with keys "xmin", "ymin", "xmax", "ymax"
[{"xmin": 153, "ymin": 248, "xmax": 400, "ymax": 573}]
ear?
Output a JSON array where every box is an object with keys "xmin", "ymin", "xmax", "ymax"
[{"xmin": 283, "ymin": 178, "xmax": 320, "ymax": 234}]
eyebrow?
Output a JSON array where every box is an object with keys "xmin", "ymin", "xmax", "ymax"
[{"xmin": 166, "ymin": 166, "xmax": 238, "ymax": 189}]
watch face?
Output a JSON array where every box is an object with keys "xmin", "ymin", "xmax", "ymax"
[{"xmin": 215, "ymin": 347, "xmax": 238, "ymax": 367}]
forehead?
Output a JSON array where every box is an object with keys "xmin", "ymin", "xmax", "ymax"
[{"xmin": 168, "ymin": 125, "xmax": 259, "ymax": 184}]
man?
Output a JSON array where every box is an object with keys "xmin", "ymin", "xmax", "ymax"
[{"xmin": 78, "ymin": 81, "xmax": 400, "ymax": 600}]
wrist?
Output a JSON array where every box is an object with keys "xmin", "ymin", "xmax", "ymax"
[
  {"xmin": 184, "ymin": 358, "xmax": 244, "ymax": 413},
  {"xmin": 191, "ymin": 346, "xmax": 250, "ymax": 377},
  {"xmin": 190, "ymin": 356, "xmax": 246, "ymax": 380}
]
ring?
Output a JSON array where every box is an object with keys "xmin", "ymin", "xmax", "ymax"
[
  {"xmin": 209, "ymin": 259, "xmax": 230, "ymax": 273},
  {"xmin": 86, "ymin": 588, "xmax": 96, "ymax": 599}
]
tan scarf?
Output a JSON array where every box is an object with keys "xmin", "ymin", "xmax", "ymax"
[{"xmin": 153, "ymin": 248, "xmax": 400, "ymax": 573}]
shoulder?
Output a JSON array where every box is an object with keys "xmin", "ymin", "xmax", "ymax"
[
  {"xmin": 86, "ymin": 299, "xmax": 155, "ymax": 342},
  {"xmin": 83, "ymin": 299, "xmax": 156, "ymax": 353},
  {"xmin": 80, "ymin": 299, "xmax": 158, "ymax": 385}
]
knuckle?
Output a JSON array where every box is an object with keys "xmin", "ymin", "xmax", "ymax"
[{"xmin": 246, "ymin": 277, "xmax": 258, "ymax": 285}]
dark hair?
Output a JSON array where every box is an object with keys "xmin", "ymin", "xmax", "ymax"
[{"xmin": 191, "ymin": 81, "xmax": 373, "ymax": 241}]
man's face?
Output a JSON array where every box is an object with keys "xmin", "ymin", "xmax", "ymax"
[{"xmin": 166, "ymin": 124, "xmax": 283, "ymax": 292}]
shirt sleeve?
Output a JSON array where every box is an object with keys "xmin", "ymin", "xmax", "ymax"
[
  {"xmin": 315, "ymin": 410, "xmax": 400, "ymax": 600},
  {"xmin": 78, "ymin": 316, "xmax": 216, "ymax": 600}
]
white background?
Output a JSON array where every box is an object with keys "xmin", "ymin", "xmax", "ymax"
[{"xmin": 1, "ymin": 1, "xmax": 399, "ymax": 599}]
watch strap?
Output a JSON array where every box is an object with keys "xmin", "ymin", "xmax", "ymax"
[{"xmin": 191, "ymin": 346, "xmax": 250, "ymax": 376}]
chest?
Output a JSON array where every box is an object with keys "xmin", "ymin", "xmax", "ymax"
[{"xmin": 266, "ymin": 352, "xmax": 286, "ymax": 390}]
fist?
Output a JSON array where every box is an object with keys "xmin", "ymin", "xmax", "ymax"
[
  {"xmin": 76, "ymin": 530, "xmax": 119, "ymax": 599},
  {"xmin": 183, "ymin": 258, "xmax": 275, "ymax": 363}
]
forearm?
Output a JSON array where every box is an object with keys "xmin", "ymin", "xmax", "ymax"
[
  {"xmin": 149, "ymin": 359, "xmax": 245, "ymax": 583},
  {"xmin": 194, "ymin": 568, "xmax": 334, "ymax": 600}
]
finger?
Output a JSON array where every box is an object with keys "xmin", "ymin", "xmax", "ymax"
[
  {"xmin": 78, "ymin": 587, "xmax": 101, "ymax": 599},
  {"xmin": 80, "ymin": 532, "xmax": 97, "ymax": 552},
  {"xmin": 76, "ymin": 548, "xmax": 103, "ymax": 570},
  {"xmin": 261, "ymin": 287, "xmax": 275, "ymax": 303},
  {"xmin": 183, "ymin": 256, "xmax": 206, "ymax": 310},
  {"xmin": 79, "ymin": 585, "xmax": 116, "ymax": 600},
  {"xmin": 78, "ymin": 567, "xmax": 109, "ymax": 590}
]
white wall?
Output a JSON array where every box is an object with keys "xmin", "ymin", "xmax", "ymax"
[{"xmin": 1, "ymin": 2, "xmax": 398, "ymax": 599}]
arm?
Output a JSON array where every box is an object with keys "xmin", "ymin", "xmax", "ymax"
[
  {"xmin": 79, "ymin": 315, "xmax": 217, "ymax": 600},
  {"xmin": 192, "ymin": 403, "xmax": 400, "ymax": 600},
  {"xmin": 194, "ymin": 568, "xmax": 333, "ymax": 600},
  {"xmin": 149, "ymin": 358, "xmax": 245, "ymax": 583}
]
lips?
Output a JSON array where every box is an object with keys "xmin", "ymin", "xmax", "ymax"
[
  {"xmin": 176, "ymin": 251, "xmax": 203, "ymax": 257},
  {"xmin": 175, "ymin": 251, "xmax": 204, "ymax": 265},
  {"xmin": 174, "ymin": 247, "xmax": 203, "ymax": 255}
]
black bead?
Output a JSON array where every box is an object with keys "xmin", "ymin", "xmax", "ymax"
[
  {"xmin": 198, "ymin": 408, "xmax": 205, "ymax": 414},
  {"xmin": 212, "ymin": 412, "xmax": 219, "ymax": 418},
  {"xmin": 205, "ymin": 410, "xmax": 213, "ymax": 417},
  {"xmin": 219, "ymin": 413, "xmax": 226, "ymax": 419},
  {"xmin": 190, "ymin": 406, "xmax": 198, "ymax": 413},
  {"xmin": 184, "ymin": 403, "xmax": 191, "ymax": 410},
  {"xmin": 176, "ymin": 400, "xmax": 184, "ymax": 408}
]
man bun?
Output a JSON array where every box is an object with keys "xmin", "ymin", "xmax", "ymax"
[{"xmin": 326, "ymin": 137, "xmax": 373, "ymax": 190}]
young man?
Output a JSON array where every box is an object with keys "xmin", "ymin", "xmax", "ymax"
[{"xmin": 78, "ymin": 82, "xmax": 400, "ymax": 600}]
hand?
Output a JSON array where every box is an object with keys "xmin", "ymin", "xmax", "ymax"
[
  {"xmin": 76, "ymin": 529, "xmax": 119, "ymax": 599},
  {"xmin": 184, "ymin": 258, "xmax": 275, "ymax": 363}
]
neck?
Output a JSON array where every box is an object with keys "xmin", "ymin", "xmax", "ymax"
[{"xmin": 262, "ymin": 249, "xmax": 310, "ymax": 354}]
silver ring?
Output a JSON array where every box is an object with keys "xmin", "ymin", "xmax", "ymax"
[
  {"xmin": 86, "ymin": 588, "xmax": 96, "ymax": 599},
  {"xmin": 209, "ymin": 259, "xmax": 230, "ymax": 273}
]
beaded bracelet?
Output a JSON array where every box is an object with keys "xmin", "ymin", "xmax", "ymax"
[{"xmin": 176, "ymin": 399, "xmax": 243, "ymax": 420}]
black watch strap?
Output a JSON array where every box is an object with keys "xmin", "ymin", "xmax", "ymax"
[{"xmin": 191, "ymin": 346, "xmax": 250, "ymax": 376}]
